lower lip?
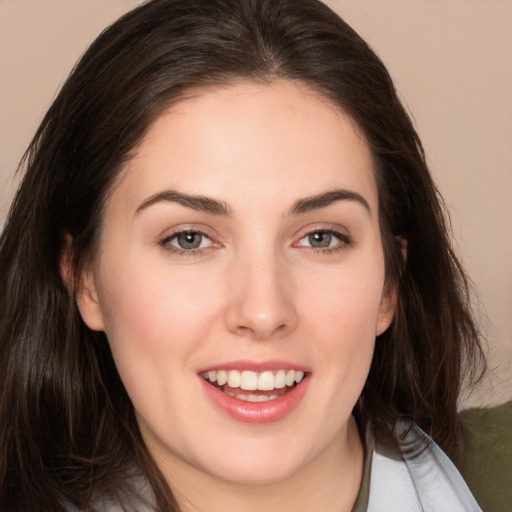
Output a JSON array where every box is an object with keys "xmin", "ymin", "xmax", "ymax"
[{"xmin": 200, "ymin": 375, "xmax": 310, "ymax": 424}]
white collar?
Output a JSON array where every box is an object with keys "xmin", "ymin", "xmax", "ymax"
[{"xmin": 367, "ymin": 422, "xmax": 482, "ymax": 512}]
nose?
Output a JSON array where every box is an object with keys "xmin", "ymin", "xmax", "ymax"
[{"xmin": 225, "ymin": 251, "xmax": 298, "ymax": 340}]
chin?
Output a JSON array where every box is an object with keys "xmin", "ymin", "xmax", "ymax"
[
  {"xmin": 203, "ymin": 455, "xmax": 306, "ymax": 486},
  {"xmin": 178, "ymin": 431, "xmax": 310, "ymax": 486}
]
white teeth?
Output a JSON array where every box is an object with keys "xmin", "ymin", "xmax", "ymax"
[
  {"xmin": 227, "ymin": 370, "xmax": 241, "ymax": 388},
  {"xmin": 216, "ymin": 369, "xmax": 228, "ymax": 386},
  {"xmin": 258, "ymin": 371, "xmax": 275, "ymax": 391},
  {"xmin": 203, "ymin": 368, "xmax": 306, "ymax": 391},
  {"xmin": 274, "ymin": 369, "xmax": 286, "ymax": 389},
  {"xmin": 240, "ymin": 371, "xmax": 258, "ymax": 391},
  {"xmin": 238, "ymin": 393, "xmax": 279, "ymax": 402}
]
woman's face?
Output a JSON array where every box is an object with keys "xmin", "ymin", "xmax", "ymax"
[{"xmin": 78, "ymin": 80, "xmax": 395, "ymax": 486}]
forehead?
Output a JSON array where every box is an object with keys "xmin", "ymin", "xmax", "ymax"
[{"xmin": 112, "ymin": 80, "xmax": 377, "ymax": 215}]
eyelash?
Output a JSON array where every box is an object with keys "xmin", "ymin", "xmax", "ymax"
[
  {"xmin": 159, "ymin": 227, "xmax": 352, "ymax": 257},
  {"xmin": 159, "ymin": 228, "xmax": 214, "ymax": 257},
  {"xmin": 295, "ymin": 228, "xmax": 352, "ymax": 255}
]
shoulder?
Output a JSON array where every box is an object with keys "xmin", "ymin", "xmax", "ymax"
[{"xmin": 367, "ymin": 422, "xmax": 482, "ymax": 512}]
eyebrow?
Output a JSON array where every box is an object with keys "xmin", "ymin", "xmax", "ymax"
[
  {"xmin": 135, "ymin": 188, "xmax": 370, "ymax": 217},
  {"xmin": 289, "ymin": 189, "xmax": 371, "ymax": 216},
  {"xmin": 135, "ymin": 189, "xmax": 234, "ymax": 216}
]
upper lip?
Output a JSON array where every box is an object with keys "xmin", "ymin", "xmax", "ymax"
[{"xmin": 198, "ymin": 359, "xmax": 311, "ymax": 374}]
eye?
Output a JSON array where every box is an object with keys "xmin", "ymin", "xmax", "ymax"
[
  {"xmin": 296, "ymin": 229, "xmax": 351, "ymax": 252},
  {"xmin": 303, "ymin": 231, "xmax": 334, "ymax": 248},
  {"xmin": 160, "ymin": 229, "xmax": 214, "ymax": 253}
]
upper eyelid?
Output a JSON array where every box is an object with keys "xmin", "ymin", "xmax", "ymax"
[
  {"xmin": 166, "ymin": 227, "xmax": 210, "ymax": 236},
  {"xmin": 159, "ymin": 227, "xmax": 217, "ymax": 251},
  {"xmin": 300, "ymin": 227, "xmax": 345, "ymax": 236},
  {"xmin": 290, "ymin": 228, "xmax": 352, "ymax": 254},
  {"xmin": 159, "ymin": 229, "xmax": 217, "ymax": 256},
  {"xmin": 157, "ymin": 224, "xmax": 351, "ymax": 246},
  {"xmin": 296, "ymin": 229, "xmax": 350, "ymax": 244},
  {"xmin": 160, "ymin": 225, "xmax": 215, "ymax": 241},
  {"xmin": 293, "ymin": 224, "xmax": 351, "ymax": 240}
]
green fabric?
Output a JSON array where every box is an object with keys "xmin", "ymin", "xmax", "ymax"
[{"xmin": 458, "ymin": 400, "xmax": 512, "ymax": 512}]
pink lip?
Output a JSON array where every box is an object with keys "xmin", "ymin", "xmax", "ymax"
[
  {"xmin": 199, "ymin": 370, "xmax": 311, "ymax": 424},
  {"xmin": 198, "ymin": 359, "xmax": 311, "ymax": 373}
]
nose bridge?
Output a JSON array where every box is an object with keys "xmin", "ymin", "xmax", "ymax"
[{"xmin": 225, "ymin": 244, "xmax": 297, "ymax": 340}]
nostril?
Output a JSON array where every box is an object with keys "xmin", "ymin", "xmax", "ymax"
[{"xmin": 234, "ymin": 322, "xmax": 289, "ymax": 341}]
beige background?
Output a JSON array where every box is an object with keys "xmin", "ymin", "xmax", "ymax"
[{"xmin": 0, "ymin": 0, "xmax": 510, "ymax": 407}]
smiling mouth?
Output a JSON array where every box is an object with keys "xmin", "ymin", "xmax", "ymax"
[{"xmin": 201, "ymin": 369, "xmax": 306, "ymax": 402}]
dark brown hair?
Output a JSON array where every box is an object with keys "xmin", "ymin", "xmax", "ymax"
[{"xmin": 0, "ymin": 0, "xmax": 484, "ymax": 510}]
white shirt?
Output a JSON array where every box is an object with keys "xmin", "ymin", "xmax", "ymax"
[{"xmin": 367, "ymin": 422, "xmax": 482, "ymax": 512}]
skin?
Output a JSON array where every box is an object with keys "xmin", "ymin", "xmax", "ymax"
[{"xmin": 77, "ymin": 80, "xmax": 395, "ymax": 512}]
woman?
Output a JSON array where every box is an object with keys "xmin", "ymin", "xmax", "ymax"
[{"xmin": 0, "ymin": 0, "xmax": 484, "ymax": 510}]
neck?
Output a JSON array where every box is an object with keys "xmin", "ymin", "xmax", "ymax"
[{"xmin": 160, "ymin": 417, "xmax": 364, "ymax": 512}]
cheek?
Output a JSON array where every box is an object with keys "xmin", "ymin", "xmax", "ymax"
[
  {"xmin": 94, "ymin": 257, "xmax": 225, "ymax": 408},
  {"xmin": 98, "ymin": 255, "xmax": 222, "ymax": 347},
  {"xmin": 298, "ymin": 253, "xmax": 385, "ymax": 387},
  {"xmin": 308, "ymin": 283, "xmax": 380, "ymax": 378},
  {"xmin": 300, "ymin": 254, "xmax": 386, "ymax": 338}
]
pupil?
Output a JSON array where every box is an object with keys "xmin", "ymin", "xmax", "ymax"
[
  {"xmin": 309, "ymin": 232, "xmax": 331, "ymax": 248},
  {"xmin": 178, "ymin": 232, "xmax": 202, "ymax": 249}
]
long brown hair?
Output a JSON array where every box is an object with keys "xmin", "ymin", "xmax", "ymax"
[{"xmin": 0, "ymin": 0, "xmax": 484, "ymax": 510}]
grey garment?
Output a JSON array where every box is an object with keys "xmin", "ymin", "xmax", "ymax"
[
  {"xmin": 68, "ymin": 496, "xmax": 154, "ymax": 512},
  {"xmin": 367, "ymin": 422, "xmax": 482, "ymax": 512},
  {"xmin": 66, "ymin": 474, "xmax": 156, "ymax": 512}
]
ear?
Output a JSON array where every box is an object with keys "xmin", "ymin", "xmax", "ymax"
[
  {"xmin": 60, "ymin": 232, "xmax": 105, "ymax": 332},
  {"xmin": 396, "ymin": 235, "xmax": 408, "ymax": 262},
  {"xmin": 76, "ymin": 268, "xmax": 106, "ymax": 332},
  {"xmin": 376, "ymin": 236, "xmax": 407, "ymax": 336},
  {"xmin": 59, "ymin": 232, "xmax": 74, "ymax": 291},
  {"xmin": 376, "ymin": 282, "xmax": 397, "ymax": 336}
]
